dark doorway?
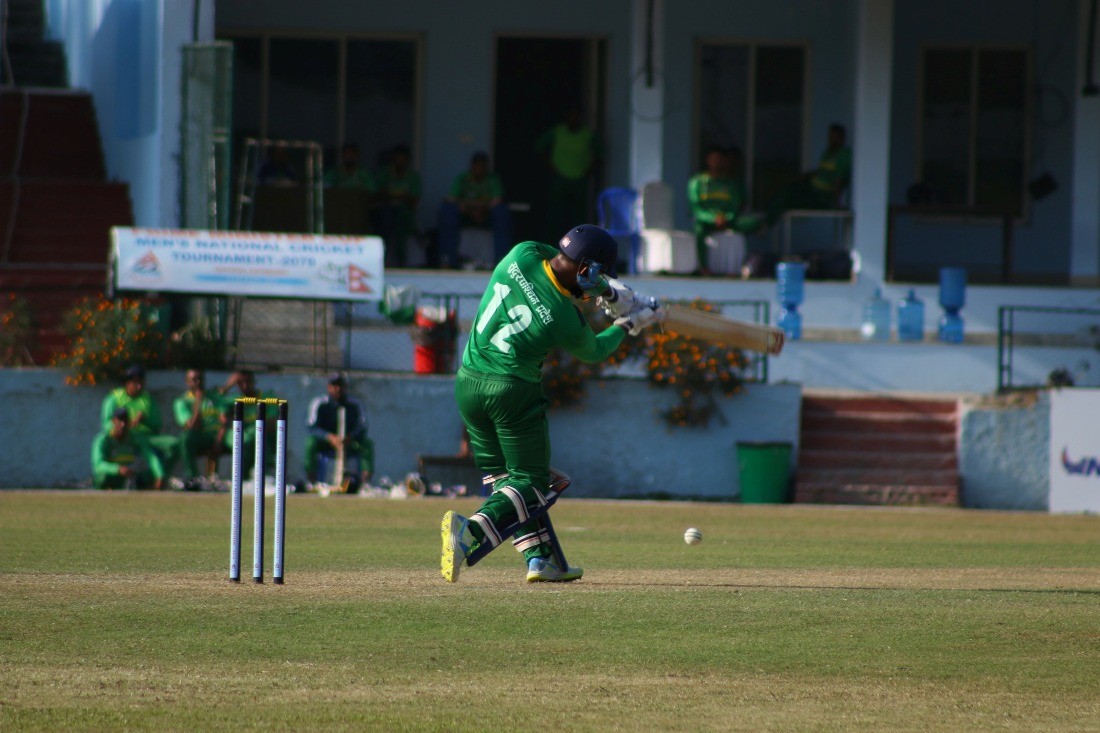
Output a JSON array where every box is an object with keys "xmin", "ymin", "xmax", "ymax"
[{"xmin": 493, "ymin": 36, "xmax": 607, "ymax": 243}]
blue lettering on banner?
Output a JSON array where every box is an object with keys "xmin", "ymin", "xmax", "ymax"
[{"xmin": 1061, "ymin": 447, "xmax": 1100, "ymax": 477}]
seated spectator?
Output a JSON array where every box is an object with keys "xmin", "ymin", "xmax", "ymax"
[
  {"xmin": 372, "ymin": 144, "xmax": 421, "ymax": 267},
  {"xmin": 687, "ymin": 146, "xmax": 759, "ymax": 275},
  {"xmin": 257, "ymin": 142, "xmax": 298, "ymax": 186},
  {"xmin": 763, "ymin": 123, "xmax": 851, "ymax": 226},
  {"xmin": 219, "ymin": 369, "xmax": 279, "ymax": 475},
  {"xmin": 100, "ymin": 364, "xmax": 178, "ymax": 478},
  {"xmin": 325, "ymin": 142, "xmax": 375, "ymax": 190},
  {"xmin": 436, "ymin": 151, "xmax": 513, "ymax": 268},
  {"xmin": 304, "ymin": 373, "xmax": 374, "ymax": 492},
  {"xmin": 92, "ymin": 408, "xmax": 165, "ymax": 490},
  {"xmin": 173, "ymin": 369, "xmax": 228, "ymax": 490}
]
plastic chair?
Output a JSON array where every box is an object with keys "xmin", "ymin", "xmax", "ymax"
[
  {"xmin": 637, "ymin": 181, "xmax": 697, "ymax": 273},
  {"xmin": 597, "ymin": 187, "xmax": 640, "ymax": 274}
]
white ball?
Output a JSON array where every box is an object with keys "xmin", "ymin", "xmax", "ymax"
[{"xmin": 683, "ymin": 527, "xmax": 703, "ymax": 545}]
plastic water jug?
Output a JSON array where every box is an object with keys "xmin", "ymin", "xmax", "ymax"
[
  {"xmin": 776, "ymin": 261, "xmax": 805, "ymax": 340},
  {"xmin": 938, "ymin": 267, "xmax": 966, "ymax": 343},
  {"xmin": 860, "ymin": 288, "xmax": 891, "ymax": 341},
  {"xmin": 897, "ymin": 289, "xmax": 924, "ymax": 342}
]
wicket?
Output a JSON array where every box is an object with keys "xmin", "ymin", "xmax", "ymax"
[{"xmin": 229, "ymin": 398, "xmax": 289, "ymax": 584}]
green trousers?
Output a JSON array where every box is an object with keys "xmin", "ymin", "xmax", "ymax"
[
  {"xmin": 454, "ymin": 368, "xmax": 555, "ymax": 562},
  {"xmin": 178, "ymin": 430, "xmax": 220, "ymax": 478}
]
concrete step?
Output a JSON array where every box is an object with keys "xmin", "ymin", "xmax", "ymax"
[
  {"xmin": 799, "ymin": 449, "xmax": 957, "ymax": 470},
  {"xmin": 794, "ymin": 482, "xmax": 960, "ymax": 507},
  {"xmin": 800, "ymin": 430, "xmax": 956, "ymax": 452},
  {"xmin": 797, "ymin": 467, "xmax": 959, "ymax": 486},
  {"xmin": 803, "ymin": 395, "xmax": 957, "ymax": 416},
  {"xmin": 801, "ymin": 411, "xmax": 956, "ymax": 434}
]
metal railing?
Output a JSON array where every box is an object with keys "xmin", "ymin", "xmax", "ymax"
[{"xmin": 998, "ymin": 305, "xmax": 1100, "ymax": 391}]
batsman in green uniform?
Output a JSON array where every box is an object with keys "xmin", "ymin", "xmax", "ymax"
[{"xmin": 441, "ymin": 225, "xmax": 661, "ymax": 583}]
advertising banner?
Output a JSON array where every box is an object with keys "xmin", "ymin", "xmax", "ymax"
[
  {"xmin": 111, "ymin": 228, "xmax": 383, "ymax": 301},
  {"xmin": 1048, "ymin": 388, "xmax": 1100, "ymax": 513}
]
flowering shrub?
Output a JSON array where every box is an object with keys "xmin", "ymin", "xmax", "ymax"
[
  {"xmin": 542, "ymin": 298, "xmax": 748, "ymax": 427},
  {"xmin": 52, "ymin": 296, "xmax": 167, "ymax": 386},
  {"xmin": 0, "ymin": 293, "xmax": 35, "ymax": 366}
]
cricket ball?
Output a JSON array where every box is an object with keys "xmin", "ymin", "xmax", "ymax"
[{"xmin": 683, "ymin": 527, "xmax": 703, "ymax": 545}]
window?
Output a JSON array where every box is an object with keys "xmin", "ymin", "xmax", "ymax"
[
  {"xmin": 918, "ymin": 46, "xmax": 1030, "ymax": 215},
  {"xmin": 696, "ymin": 42, "xmax": 808, "ymax": 209},
  {"xmin": 220, "ymin": 33, "xmax": 421, "ymax": 171}
]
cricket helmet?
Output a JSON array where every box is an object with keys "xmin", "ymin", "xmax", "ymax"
[{"xmin": 558, "ymin": 224, "xmax": 618, "ymax": 278}]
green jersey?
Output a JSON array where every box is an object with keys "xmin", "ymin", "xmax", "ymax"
[
  {"xmin": 449, "ymin": 171, "xmax": 504, "ymax": 204},
  {"xmin": 101, "ymin": 387, "xmax": 162, "ymax": 436},
  {"xmin": 537, "ymin": 125, "xmax": 599, "ymax": 180},
  {"xmin": 91, "ymin": 430, "xmax": 164, "ymax": 482},
  {"xmin": 687, "ymin": 173, "xmax": 756, "ymax": 233},
  {"xmin": 375, "ymin": 166, "xmax": 421, "ymax": 199},
  {"xmin": 462, "ymin": 241, "xmax": 625, "ymax": 383},
  {"xmin": 173, "ymin": 390, "xmax": 226, "ymax": 441},
  {"xmin": 810, "ymin": 146, "xmax": 852, "ymax": 195}
]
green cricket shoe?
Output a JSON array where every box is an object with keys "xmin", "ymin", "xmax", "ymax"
[
  {"xmin": 526, "ymin": 556, "xmax": 584, "ymax": 583},
  {"xmin": 440, "ymin": 510, "xmax": 474, "ymax": 583}
]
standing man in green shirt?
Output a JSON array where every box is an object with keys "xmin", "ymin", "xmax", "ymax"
[
  {"xmin": 92, "ymin": 408, "xmax": 165, "ymax": 490},
  {"xmin": 536, "ymin": 107, "xmax": 601, "ymax": 242},
  {"xmin": 173, "ymin": 369, "xmax": 228, "ymax": 489},
  {"xmin": 436, "ymin": 151, "xmax": 513, "ymax": 268},
  {"xmin": 764, "ymin": 123, "xmax": 852, "ymax": 226},
  {"xmin": 440, "ymin": 224, "xmax": 661, "ymax": 584},
  {"xmin": 688, "ymin": 146, "xmax": 760, "ymax": 274},
  {"xmin": 100, "ymin": 365, "xmax": 178, "ymax": 478},
  {"xmin": 372, "ymin": 144, "xmax": 421, "ymax": 267}
]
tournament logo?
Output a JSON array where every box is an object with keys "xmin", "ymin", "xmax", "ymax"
[
  {"xmin": 1061, "ymin": 447, "xmax": 1100, "ymax": 477},
  {"xmin": 127, "ymin": 250, "xmax": 162, "ymax": 283}
]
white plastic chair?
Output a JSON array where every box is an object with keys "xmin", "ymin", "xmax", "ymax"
[{"xmin": 637, "ymin": 181, "xmax": 698, "ymax": 274}]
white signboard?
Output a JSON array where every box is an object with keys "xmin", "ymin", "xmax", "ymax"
[
  {"xmin": 111, "ymin": 228, "xmax": 383, "ymax": 301},
  {"xmin": 1048, "ymin": 388, "xmax": 1100, "ymax": 513}
]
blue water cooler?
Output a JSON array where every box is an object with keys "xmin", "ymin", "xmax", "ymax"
[
  {"xmin": 860, "ymin": 288, "xmax": 891, "ymax": 341},
  {"xmin": 776, "ymin": 261, "xmax": 806, "ymax": 340},
  {"xmin": 897, "ymin": 289, "xmax": 925, "ymax": 342},
  {"xmin": 938, "ymin": 267, "xmax": 966, "ymax": 343}
]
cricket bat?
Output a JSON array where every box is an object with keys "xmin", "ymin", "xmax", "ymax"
[{"xmin": 660, "ymin": 303, "xmax": 785, "ymax": 355}]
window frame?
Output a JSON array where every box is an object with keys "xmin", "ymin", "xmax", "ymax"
[
  {"xmin": 215, "ymin": 29, "xmax": 425, "ymax": 165},
  {"xmin": 692, "ymin": 37, "xmax": 812, "ymax": 210},
  {"xmin": 915, "ymin": 42, "xmax": 1034, "ymax": 220}
]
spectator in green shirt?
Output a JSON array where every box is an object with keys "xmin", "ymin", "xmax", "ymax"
[
  {"xmin": 687, "ymin": 146, "xmax": 760, "ymax": 274},
  {"xmin": 437, "ymin": 151, "xmax": 514, "ymax": 268},
  {"xmin": 764, "ymin": 123, "xmax": 852, "ymax": 226},
  {"xmin": 324, "ymin": 142, "xmax": 375, "ymax": 190},
  {"xmin": 371, "ymin": 144, "xmax": 421, "ymax": 267},
  {"xmin": 536, "ymin": 106, "xmax": 601, "ymax": 242},
  {"xmin": 173, "ymin": 369, "xmax": 228, "ymax": 488},
  {"xmin": 100, "ymin": 365, "xmax": 178, "ymax": 477},
  {"xmin": 219, "ymin": 369, "xmax": 279, "ymax": 474},
  {"xmin": 92, "ymin": 408, "xmax": 165, "ymax": 490}
]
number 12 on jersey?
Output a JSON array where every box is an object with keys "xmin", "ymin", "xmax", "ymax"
[{"xmin": 476, "ymin": 283, "xmax": 532, "ymax": 353}]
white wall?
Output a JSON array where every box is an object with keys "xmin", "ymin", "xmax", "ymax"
[
  {"xmin": 0, "ymin": 370, "xmax": 801, "ymax": 500},
  {"xmin": 45, "ymin": 0, "xmax": 215, "ymax": 227}
]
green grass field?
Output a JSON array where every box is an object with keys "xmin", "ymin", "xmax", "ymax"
[{"xmin": 1, "ymin": 492, "xmax": 1097, "ymax": 732}]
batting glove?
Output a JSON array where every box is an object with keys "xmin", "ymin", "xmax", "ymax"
[
  {"xmin": 596, "ymin": 276, "xmax": 642, "ymax": 318},
  {"xmin": 614, "ymin": 303, "xmax": 663, "ymax": 336}
]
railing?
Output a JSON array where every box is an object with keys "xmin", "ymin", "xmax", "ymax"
[
  {"xmin": 997, "ymin": 305, "xmax": 1100, "ymax": 391},
  {"xmin": 237, "ymin": 292, "xmax": 773, "ymax": 383}
]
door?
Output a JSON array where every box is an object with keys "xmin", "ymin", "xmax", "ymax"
[{"xmin": 493, "ymin": 36, "xmax": 607, "ymax": 242}]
